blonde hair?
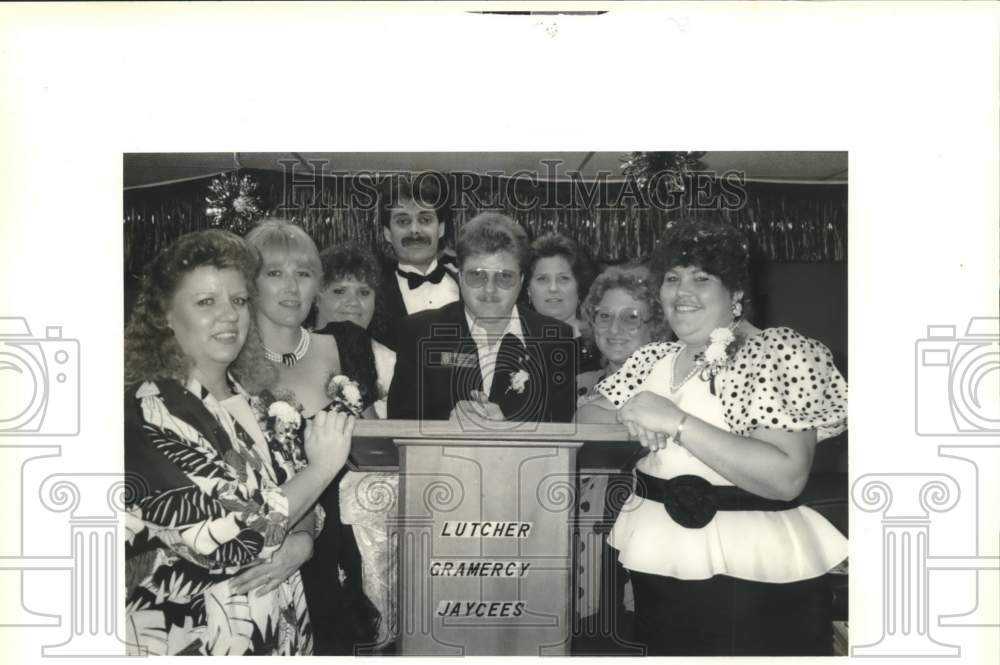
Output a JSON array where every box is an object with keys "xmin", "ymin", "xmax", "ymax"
[{"xmin": 244, "ymin": 218, "xmax": 322, "ymax": 275}]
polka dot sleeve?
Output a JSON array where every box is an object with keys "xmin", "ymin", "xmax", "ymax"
[
  {"xmin": 719, "ymin": 327, "xmax": 848, "ymax": 441},
  {"xmin": 594, "ymin": 342, "xmax": 679, "ymax": 407}
]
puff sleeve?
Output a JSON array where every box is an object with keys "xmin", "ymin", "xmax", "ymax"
[
  {"xmin": 594, "ymin": 342, "xmax": 678, "ymax": 407},
  {"xmin": 718, "ymin": 327, "xmax": 847, "ymax": 440}
]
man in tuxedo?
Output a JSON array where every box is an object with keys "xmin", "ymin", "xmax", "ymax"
[
  {"xmin": 376, "ymin": 174, "xmax": 460, "ymax": 350},
  {"xmin": 387, "ymin": 213, "xmax": 577, "ymax": 423}
]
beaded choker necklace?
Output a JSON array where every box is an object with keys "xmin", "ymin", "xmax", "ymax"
[{"xmin": 263, "ymin": 327, "xmax": 311, "ymax": 367}]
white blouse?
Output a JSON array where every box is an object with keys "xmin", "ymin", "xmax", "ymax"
[{"xmin": 597, "ymin": 327, "xmax": 848, "ymax": 583}]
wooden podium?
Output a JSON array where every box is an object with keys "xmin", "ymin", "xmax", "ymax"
[{"xmin": 349, "ymin": 419, "xmax": 637, "ymax": 657}]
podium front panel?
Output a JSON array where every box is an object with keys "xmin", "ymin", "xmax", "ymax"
[{"xmin": 396, "ymin": 439, "xmax": 577, "ymax": 656}]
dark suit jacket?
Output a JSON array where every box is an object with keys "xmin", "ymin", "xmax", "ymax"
[{"xmin": 387, "ymin": 301, "xmax": 577, "ymax": 423}]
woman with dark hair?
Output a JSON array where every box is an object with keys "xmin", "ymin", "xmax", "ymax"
[
  {"xmin": 314, "ymin": 242, "xmax": 399, "ymax": 645},
  {"xmin": 578, "ymin": 218, "xmax": 848, "ymax": 656},
  {"xmin": 526, "ymin": 233, "xmax": 601, "ymax": 373},
  {"xmin": 315, "ymin": 243, "xmax": 396, "ymax": 418},
  {"xmin": 236, "ymin": 220, "xmax": 381, "ymax": 654},
  {"xmin": 124, "ymin": 229, "xmax": 354, "ymax": 655}
]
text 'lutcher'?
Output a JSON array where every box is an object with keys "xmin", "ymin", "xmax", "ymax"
[
  {"xmin": 440, "ymin": 521, "xmax": 532, "ymax": 537},
  {"xmin": 429, "ymin": 560, "xmax": 530, "ymax": 577}
]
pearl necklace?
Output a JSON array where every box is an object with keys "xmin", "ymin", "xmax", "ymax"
[
  {"xmin": 670, "ymin": 344, "xmax": 707, "ymax": 392},
  {"xmin": 263, "ymin": 327, "xmax": 311, "ymax": 367}
]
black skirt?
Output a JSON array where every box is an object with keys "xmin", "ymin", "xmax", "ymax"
[
  {"xmin": 629, "ymin": 570, "xmax": 833, "ymax": 656},
  {"xmin": 299, "ymin": 469, "xmax": 381, "ymax": 655}
]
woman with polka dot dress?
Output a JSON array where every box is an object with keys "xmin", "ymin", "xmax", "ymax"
[{"xmin": 577, "ymin": 218, "xmax": 847, "ymax": 656}]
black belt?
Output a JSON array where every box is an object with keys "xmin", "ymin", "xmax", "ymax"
[{"xmin": 634, "ymin": 470, "xmax": 800, "ymax": 529}]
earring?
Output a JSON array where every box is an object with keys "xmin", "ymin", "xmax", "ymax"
[{"xmin": 731, "ymin": 300, "xmax": 743, "ymax": 319}]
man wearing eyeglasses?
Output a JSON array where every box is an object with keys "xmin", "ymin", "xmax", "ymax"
[{"xmin": 387, "ymin": 213, "xmax": 577, "ymax": 423}]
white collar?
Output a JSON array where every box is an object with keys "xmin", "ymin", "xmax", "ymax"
[
  {"xmin": 464, "ymin": 305, "xmax": 525, "ymax": 348},
  {"xmin": 397, "ymin": 258, "xmax": 439, "ymax": 276}
]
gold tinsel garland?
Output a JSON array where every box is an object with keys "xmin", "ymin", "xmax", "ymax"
[{"xmin": 123, "ymin": 169, "xmax": 846, "ymax": 272}]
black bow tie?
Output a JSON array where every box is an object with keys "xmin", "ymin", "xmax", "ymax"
[{"xmin": 398, "ymin": 264, "xmax": 448, "ymax": 290}]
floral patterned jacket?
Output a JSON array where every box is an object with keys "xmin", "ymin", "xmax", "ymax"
[{"xmin": 124, "ymin": 375, "xmax": 322, "ymax": 656}]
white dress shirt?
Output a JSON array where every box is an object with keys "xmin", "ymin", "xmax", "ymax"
[
  {"xmin": 396, "ymin": 259, "xmax": 460, "ymax": 314},
  {"xmin": 464, "ymin": 306, "xmax": 525, "ymax": 396}
]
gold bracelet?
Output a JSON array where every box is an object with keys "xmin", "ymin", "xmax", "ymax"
[{"xmin": 674, "ymin": 414, "xmax": 689, "ymax": 447}]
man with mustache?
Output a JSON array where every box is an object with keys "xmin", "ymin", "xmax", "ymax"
[
  {"xmin": 377, "ymin": 174, "xmax": 460, "ymax": 350},
  {"xmin": 388, "ymin": 213, "xmax": 577, "ymax": 423}
]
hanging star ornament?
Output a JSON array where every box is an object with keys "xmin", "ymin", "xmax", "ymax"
[
  {"xmin": 620, "ymin": 151, "xmax": 707, "ymax": 193},
  {"xmin": 205, "ymin": 173, "xmax": 263, "ymax": 235}
]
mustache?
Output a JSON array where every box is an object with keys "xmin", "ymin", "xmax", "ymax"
[
  {"xmin": 401, "ymin": 235, "xmax": 431, "ymax": 247},
  {"xmin": 475, "ymin": 295, "xmax": 502, "ymax": 304}
]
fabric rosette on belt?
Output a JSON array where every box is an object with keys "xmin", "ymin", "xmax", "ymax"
[{"xmin": 634, "ymin": 470, "xmax": 800, "ymax": 529}]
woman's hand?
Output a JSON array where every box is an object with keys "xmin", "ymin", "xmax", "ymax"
[
  {"xmin": 229, "ymin": 532, "xmax": 313, "ymax": 596},
  {"xmin": 618, "ymin": 391, "xmax": 683, "ymax": 451},
  {"xmin": 304, "ymin": 409, "xmax": 354, "ymax": 476}
]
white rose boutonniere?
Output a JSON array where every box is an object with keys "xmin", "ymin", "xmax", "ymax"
[
  {"xmin": 507, "ymin": 369, "xmax": 530, "ymax": 395},
  {"xmin": 326, "ymin": 374, "xmax": 365, "ymax": 417}
]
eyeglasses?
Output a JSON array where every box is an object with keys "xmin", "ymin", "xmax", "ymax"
[
  {"xmin": 461, "ymin": 268, "xmax": 520, "ymax": 290},
  {"xmin": 591, "ymin": 307, "xmax": 651, "ymax": 332}
]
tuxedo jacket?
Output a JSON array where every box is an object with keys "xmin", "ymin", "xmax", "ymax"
[
  {"xmin": 376, "ymin": 254, "xmax": 459, "ymax": 352},
  {"xmin": 386, "ymin": 301, "xmax": 578, "ymax": 423}
]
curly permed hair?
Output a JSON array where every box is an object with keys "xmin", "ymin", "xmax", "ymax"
[
  {"xmin": 528, "ymin": 233, "xmax": 597, "ymax": 304},
  {"xmin": 124, "ymin": 229, "xmax": 261, "ymax": 385},
  {"xmin": 319, "ymin": 243, "xmax": 381, "ymax": 291},
  {"xmin": 316, "ymin": 243, "xmax": 389, "ymax": 343},
  {"xmin": 582, "ymin": 266, "xmax": 672, "ymax": 342},
  {"xmin": 649, "ymin": 217, "xmax": 751, "ymax": 308}
]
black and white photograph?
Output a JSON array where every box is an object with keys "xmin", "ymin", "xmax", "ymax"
[{"xmin": 121, "ymin": 151, "xmax": 848, "ymax": 656}]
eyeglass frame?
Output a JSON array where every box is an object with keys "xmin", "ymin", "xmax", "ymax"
[
  {"xmin": 460, "ymin": 267, "xmax": 522, "ymax": 290},
  {"xmin": 589, "ymin": 306, "xmax": 654, "ymax": 332}
]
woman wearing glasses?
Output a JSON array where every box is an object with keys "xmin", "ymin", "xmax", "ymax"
[
  {"xmin": 577, "ymin": 267, "xmax": 670, "ymax": 404},
  {"xmin": 573, "ymin": 266, "xmax": 669, "ymax": 632}
]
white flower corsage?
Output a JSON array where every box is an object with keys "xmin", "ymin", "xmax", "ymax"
[
  {"xmin": 267, "ymin": 400, "xmax": 302, "ymax": 427},
  {"xmin": 265, "ymin": 400, "xmax": 302, "ymax": 451},
  {"xmin": 326, "ymin": 374, "xmax": 364, "ymax": 417},
  {"xmin": 507, "ymin": 369, "xmax": 530, "ymax": 395}
]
